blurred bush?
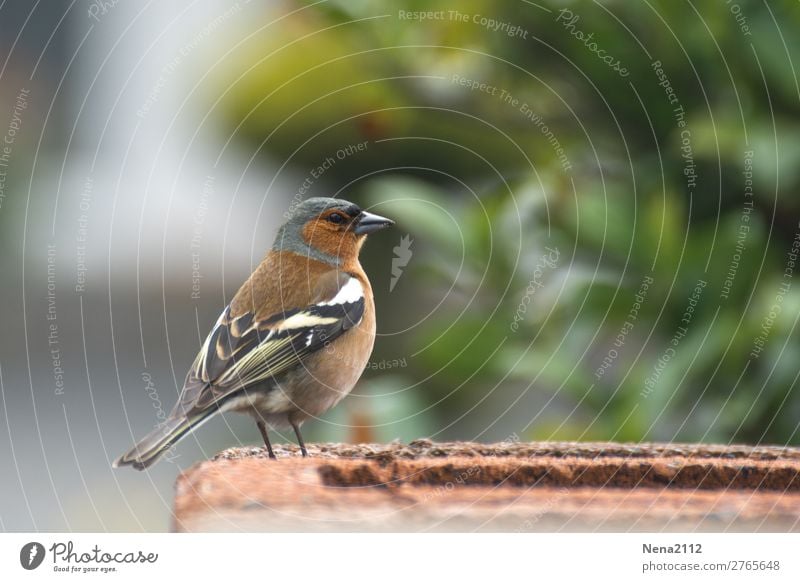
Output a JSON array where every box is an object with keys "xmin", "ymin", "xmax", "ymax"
[{"xmin": 213, "ymin": 0, "xmax": 800, "ymax": 445}]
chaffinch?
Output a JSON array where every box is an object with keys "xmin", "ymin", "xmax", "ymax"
[{"xmin": 115, "ymin": 197, "xmax": 393, "ymax": 469}]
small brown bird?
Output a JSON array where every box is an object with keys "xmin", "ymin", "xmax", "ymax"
[{"xmin": 114, "ymin": 198, "xmax": 393, "ymax": 469}]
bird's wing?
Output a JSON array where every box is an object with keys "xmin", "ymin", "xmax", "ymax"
[{"xmin": 176, "ymin": 271, "xmax": 364, "ymax": 414}]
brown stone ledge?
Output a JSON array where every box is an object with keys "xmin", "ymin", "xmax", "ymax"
[{"xmin": 173, "ymin": 440, "xmax": 800, "ymax": 532}]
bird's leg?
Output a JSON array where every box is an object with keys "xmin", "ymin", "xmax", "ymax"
[
  {"xmin": 288, "ymin": 416, "xmax": 308, "ymax": 457},
  {"xmin": 256, "ymin": 420, "xmax": 277, "ymax": 460}
]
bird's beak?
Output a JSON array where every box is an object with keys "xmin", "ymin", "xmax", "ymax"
[{"xmin": 353, "ymin": 211, "xmax": 394, "ymax": 235}]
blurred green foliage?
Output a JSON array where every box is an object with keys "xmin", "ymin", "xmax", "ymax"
[{"xmin": 214, "ymin": 0, "xmax": 800, "ymax": 445}]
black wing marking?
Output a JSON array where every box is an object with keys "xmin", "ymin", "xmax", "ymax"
[{"xmin": 177, "ymin": 275, "xmax": 365, "ymax": 414}]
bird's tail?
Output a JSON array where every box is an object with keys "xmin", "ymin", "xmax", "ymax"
[{"xmin": 113, "ymin": 413, "xmax": 207, "ymax": 470}]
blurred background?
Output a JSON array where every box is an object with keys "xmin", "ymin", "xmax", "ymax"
[{"xmin": 1, "ymin": 0, "xmax": 799, "ymax": 531}]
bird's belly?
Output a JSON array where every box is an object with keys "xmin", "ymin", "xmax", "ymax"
[
  {"xmin": 281, "ymin": 345, "xmax": 371, "ymax": 418},
  {"xmin": 226, "ymin": 316, "xmax": 376, "ymax": 424},
  {"xmin": 284, "ymin": 320, "xmax": 377, "ymax": 419},
  {"xmin": 221, "ymin": 386, "xmax": 293, "ymax": 416}
]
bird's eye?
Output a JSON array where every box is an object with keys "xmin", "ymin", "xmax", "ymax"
[{"xmin": 327, "ymin": 213, "xmax": 345, "ymax": 224}]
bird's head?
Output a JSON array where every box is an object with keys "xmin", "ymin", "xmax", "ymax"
[{"xmin": 274, "ymin": 197, "xmax": 394, "ymax": 266}]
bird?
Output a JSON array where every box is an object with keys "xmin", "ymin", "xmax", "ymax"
[{"xmin": 114, "ymin": 197, "xmax": 393, "ymax": 470}]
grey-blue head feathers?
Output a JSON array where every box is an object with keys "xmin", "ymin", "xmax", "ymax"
[{"xmin": 273, "ymin": 198, "xmax": 362, "ymax": 265}]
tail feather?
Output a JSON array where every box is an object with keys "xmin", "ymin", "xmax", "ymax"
[{"xmin": 113, "ymin": 415, "xmax": 201, "ymax": 470}]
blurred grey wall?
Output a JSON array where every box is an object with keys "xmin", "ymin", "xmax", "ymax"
[{"xmin": 0, "ymin": 0, "xmax": 293, "ymax": 531}]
